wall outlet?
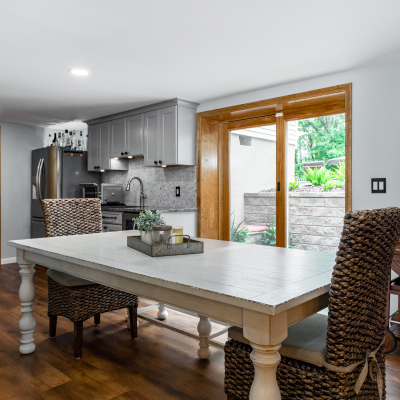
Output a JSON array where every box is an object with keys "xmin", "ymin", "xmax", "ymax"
[
  {"xmin": 371, "ymin": 178, "xmax": 386, "ymax": 193},
  {"xmin": 176, "ymin": 186, "xmax": 180, "ymax": 197}
]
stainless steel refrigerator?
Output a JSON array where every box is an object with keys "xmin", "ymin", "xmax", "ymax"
[{"xmin": 31, "ymin": 146, "xmax": 100, "ymax": 238}]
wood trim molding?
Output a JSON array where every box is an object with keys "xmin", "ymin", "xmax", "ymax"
[
  {"xmin": 197, "ymin": 84, "xmax": 352, "ymax": 241},
  {"xmin": 275, "ymin": 116, "xmax": 287, "ymax": 247}
]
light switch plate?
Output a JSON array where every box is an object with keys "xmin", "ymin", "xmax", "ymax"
[{"xmin": 371, "ymin": 178, "xmax": 386, "ymax": 193}]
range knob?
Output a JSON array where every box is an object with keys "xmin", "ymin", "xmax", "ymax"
[{"xmin": 154, "ymin": 161, "xmax": 157, "ymax": 165}]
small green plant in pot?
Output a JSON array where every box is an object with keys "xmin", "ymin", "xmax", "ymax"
[{"xmin": 133, "ymin": 210, "xmax": 164, "ymax": 245}]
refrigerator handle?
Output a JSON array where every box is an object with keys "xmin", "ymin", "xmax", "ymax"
[
  {"xmin": 40, "ymin": 159, "xmax": 46, "ymax": 200},
  {"xmin": 35, "ymin": 158, "xmax": 42, "ymax": 200}
]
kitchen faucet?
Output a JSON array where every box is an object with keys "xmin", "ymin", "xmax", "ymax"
[{"xmin": 126, "ymin": 176, "xmax": 147, "ymax": 208}]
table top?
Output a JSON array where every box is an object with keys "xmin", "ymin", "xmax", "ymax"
[{"xmin": 9, "ymin": 231, "xmax": 336, "ymax": 315}]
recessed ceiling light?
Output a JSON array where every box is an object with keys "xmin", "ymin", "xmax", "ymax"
[{"xmin": 69, "ymin": 69, "xmax": 89, "ymax": 76}]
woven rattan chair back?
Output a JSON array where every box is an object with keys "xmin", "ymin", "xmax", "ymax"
[
  {"xmin": 41, "ymin": 198, "xmax": 102, "ymax": 237},
  {"xmin": 326, "ymin": 207, "xmax": 400, "ymax": 368}
]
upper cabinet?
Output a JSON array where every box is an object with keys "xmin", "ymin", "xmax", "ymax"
[
  {"xmin": 110, "ymin": 118, "xmax": 126, "ymax": 158},
  {"xmin": 88, "ymin": 122, "xmax": 128, "ymax": 172},
  {"xmin": 85, "ymin": 98, "xmax": 198, "ymax": 169},
  {"xmin": 126, "ymin": 113, "xmax": 144, "ymax": 157}
]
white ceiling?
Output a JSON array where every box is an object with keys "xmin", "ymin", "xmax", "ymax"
[{"xmin": 1, "ymin": 0, "xmax": 400, "ymax": 127}]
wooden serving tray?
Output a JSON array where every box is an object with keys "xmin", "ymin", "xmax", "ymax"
[{"xmin": 127, "ymin": 236, "xmax": 204, "ymax": 257}]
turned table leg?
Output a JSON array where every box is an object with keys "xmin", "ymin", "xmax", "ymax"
[
  {"xmin": 18, "ymin": 262, "xmax": 36, "ymax": 354},
  {"xmin": 197, "ymin": 315, "xmax": 212, "ymax": 359},
  {"xmin": 157, "ymin": 302, "xmax": 168, "ymax": 320},
  {"xmin": 249, "ymin": 343, "xmax": 282, "ymax": 400}
]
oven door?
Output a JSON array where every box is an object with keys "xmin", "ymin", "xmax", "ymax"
[{"xmin": 122, "ymin": 212, "xmax": 140, "ymax": 230}]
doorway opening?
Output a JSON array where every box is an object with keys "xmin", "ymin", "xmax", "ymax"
[{"xmin": 229, "ymin": 113, "xmax": 346, "ymax": 253}]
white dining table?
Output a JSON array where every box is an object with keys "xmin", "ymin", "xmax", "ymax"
[{"xmin": 9, "ymin": 231, "xmax": 335, "ymax": 400}]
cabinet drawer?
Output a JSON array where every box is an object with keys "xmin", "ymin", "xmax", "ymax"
[
  {"xmin": 103, "ymin": 224, "xmax": 122, "ymax": 232},
  {"xmin": 102, "ymin": 212, "xmax": 122, "ymax": 225}
]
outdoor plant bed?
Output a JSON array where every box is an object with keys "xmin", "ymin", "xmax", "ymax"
[{"xmin": 243, "ymin": 191, "xmax": 345, "ymax": 253}]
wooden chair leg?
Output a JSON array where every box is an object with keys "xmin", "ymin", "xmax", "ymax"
[
  {"xmin": 74, "ymin": 321, "xmax": 83, "ymax": 359},
  {"xmin": 94, "ymin": 313, "xmax": 100, "ymax": 325},
  {"xmin": 49, "ymin": 315, "xmax": 57, "ymax": 338},
  {"xmin": 128, "ymin": 305, "xmax": 137, "ymax": 339}
]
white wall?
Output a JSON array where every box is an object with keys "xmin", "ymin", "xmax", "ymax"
[
  {"xmin": 230, "ymin": 123, "xmax": 297, "ymax": 223},
  {"xmin": 1, "ymin": 123, "xmax": 44, "ymax": 261},
  {"xmin": 198, "ymin": 59, "xmax": 400, "ymax": 211}
]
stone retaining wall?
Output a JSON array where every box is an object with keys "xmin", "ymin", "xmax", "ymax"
[{"xmin": 244, "ymin": 192, "xmax": 345, "ymax": 253}]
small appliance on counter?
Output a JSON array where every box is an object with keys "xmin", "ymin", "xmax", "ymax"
[
  {"xmin": 80, "ymin": 183, "xmax": 99, "ymax": 198},
  {"xmin": 101, "ymin": 183, "xmax": 125, "ymax": 205}
]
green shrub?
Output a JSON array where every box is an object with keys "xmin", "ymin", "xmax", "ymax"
[
  {"xmin": 322, "ymin": 180, "xmax": 343, "ymax": 190},
  {"xmin": 256, "ymin": 219, "xmax": 293, "ymax": 248},
  {"xmin": 289, "ymin": 181, "xmax": 300, "ymax": 190},
  {"xmin": 332, "ymin": 162, "xmax": 345, "ymax": 182},
  {"xmin": 304, "ymin": 167, "xmax": 331, "ymax": 186},
  {"xmin": 230, "ymin": 214, "xmax": 251, "ymax": 243}
]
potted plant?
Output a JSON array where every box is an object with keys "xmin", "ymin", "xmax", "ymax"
[{"xmin": 133, "ymin": 210, "xmax": 164, "ymax": 244}]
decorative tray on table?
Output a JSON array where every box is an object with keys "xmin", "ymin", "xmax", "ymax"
[{"xmin": 127, "ymin": 235, "xmax": 204, "ymax": 257}]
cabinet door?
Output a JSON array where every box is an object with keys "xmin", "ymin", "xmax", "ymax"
[
  {"xmin": 126, "ymin": 114, "xmax": 144, "ymax": 157},
  {"xmin": 110, "ymin": 117, "xmax": 126, "ymax": 158},
  {"xmin": 143, "ymin": 110, "xmax": 159, "ymax": 166},
  {"xmin": 88, "ymin": 125, "xmax": 99, "ymax": 171},
  {"xmin": 99, "ymin": 122, "xmax": 110, "ymax": 171},
  {"xmin": 158, "ymin": 106, "xmax": 177, "ymax": 165}
]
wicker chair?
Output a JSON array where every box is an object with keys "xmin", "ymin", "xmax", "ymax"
[
  {"xmin": 224, "ymin": 208, "xmax": 400, "ymax": 400},
  {"xmin": 41, "ymin": 198, "xmax": 139, "ymax": 359}
]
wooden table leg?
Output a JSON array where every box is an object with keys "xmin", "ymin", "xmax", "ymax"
[
  {"xmin": 18, "ymin": 262, "xmax": 36, "ymax": 354},
  {"xmin": 197, "ymin": 315, "xmax": 212, "ymax": 359},
  {"xmin": 249, "ymin": 343, "xmax": 282, "ymax": 400},
  {"xmin": 243, "ymin": 309, "xmax": 288, "ymax": 400}
]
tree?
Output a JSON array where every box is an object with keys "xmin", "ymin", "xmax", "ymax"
[{"xmin": 295, "ymin": 114, "xmax": 345, "ymax": 178}]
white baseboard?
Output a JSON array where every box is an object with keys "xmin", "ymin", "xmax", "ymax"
[{"xmin": 1, "ymin": 257, "xmax": 17, "ymax": 265}]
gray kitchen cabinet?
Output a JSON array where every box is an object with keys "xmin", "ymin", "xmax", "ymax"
[
  {"xmin": 87, "ymin": 122, "xmax": 128, "ymax": 171},
  {"xmin": 110, "ymin": 118, "xmax": 126, "ymax": 158},
  {"xmin": 88, "ymin": 125, "xmax": 99, "ymax": 171},
  {"xmin": 157, "ymin": 106, "xmax": 177, "ymax": 166},
  {"xmin": 144, "ymin": 110, "xmax": 159, "ymax": 166},
  {"xmin": 85, "ymin": 98, "xmax": 199, "ymax": 168},
  {"xmin": 126, "ymin": 113, "xmax": 144, "ymax": 157}
]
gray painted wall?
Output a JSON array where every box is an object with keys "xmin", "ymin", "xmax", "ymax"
[
  {"xmin": 198, "ymin": 58, "xmax": 400, "ymax": 212},
  {"xmin": 1, "ymin": 123, "xmax": 44, "ymax": 260},
  {"xmin": 101, "ymin": 157, "xmax": 196, "ymax": 208}
]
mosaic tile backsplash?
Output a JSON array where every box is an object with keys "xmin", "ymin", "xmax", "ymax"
[{"xmin": 101, "ymin": 158, "xmax": 197, "ymax": 208}]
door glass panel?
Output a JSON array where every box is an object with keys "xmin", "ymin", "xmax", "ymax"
[
  {"xmin": 230, "ymin": 124, "xmax": 277, "ymax": 246},
  {"xmin": 288, "ymin": 114, "xmax": 346, "ymax": 252}
]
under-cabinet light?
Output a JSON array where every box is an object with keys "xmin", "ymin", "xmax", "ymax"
[
  {"xmin": 113, "ymin": 157, "xmax": 118, "ymax": 160},
  {"xmin": 128, "ymin": 156, "xmax": 133, "ymax": 159},
  {"xmin": 100, "ymin": 169, "xmax": 105, "ymax": 172}
]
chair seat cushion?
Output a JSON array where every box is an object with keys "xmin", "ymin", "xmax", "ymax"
[
  {"xmin": 47, "ymin": 269, "xmax": 96, "ymax": 287},
  {"xmin": 228, "ymin": 313, "xmax": 327, "ymax": 367}
]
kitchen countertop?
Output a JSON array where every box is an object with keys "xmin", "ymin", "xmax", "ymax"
[{"xmin": 101, "ymin": 205, "xmax": 198, "ymax": 213}]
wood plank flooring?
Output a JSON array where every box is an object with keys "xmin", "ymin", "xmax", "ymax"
[{"xmin": 1, "ymin": 263, "xmax": 400, "ymax": 400}]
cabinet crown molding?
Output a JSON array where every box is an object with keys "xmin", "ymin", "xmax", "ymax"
[{"xmin": 85, "ymin": 98, "xmax": 199, "ymax": 126}]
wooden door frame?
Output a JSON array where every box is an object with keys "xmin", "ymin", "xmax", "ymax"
[{"xmin": 196, "ymin": 83, "xmax": 352, "ymax": 242}]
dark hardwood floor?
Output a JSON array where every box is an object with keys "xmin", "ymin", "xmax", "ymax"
[{"xmin": 1, "ymin": 263, "xmax": 399, "ymax": 400}]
